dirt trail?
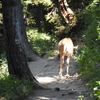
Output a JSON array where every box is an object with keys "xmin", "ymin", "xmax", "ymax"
[{"xmin": 25, "ymin": 57, "xmax": 93, "ymax": 100}]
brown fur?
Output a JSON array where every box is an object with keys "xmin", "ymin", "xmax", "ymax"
[{"xmin": 58, "ymin": 38, "xmax": 74, "ymax": 78}]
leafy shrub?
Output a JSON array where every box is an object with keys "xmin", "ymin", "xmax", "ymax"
[
  {"xmin": 0, "ymin": 52, "xmax": 34, "ymax": 100},
  {"xmin": 75, "ymin": 0, "xmax": 100, "ymax": 99},
  {"xmin": 0, "ymin": 75, "xmax": 35, "ymax": 100},
  {"xmin": 26, "ymin": 27, "xmax": 57, "ymax": 57}
]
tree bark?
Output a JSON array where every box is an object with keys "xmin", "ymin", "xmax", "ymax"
[
  {"xmin": 2, "ymin": 0, "xmax": 41, "ymax": 61},
  {"xmin": 2, "ymin": 0, "xmax": 43, "ymax": 88},
  {"xmin": 36, "ymin": 4, "xmax": 42, "ymax": 32}
]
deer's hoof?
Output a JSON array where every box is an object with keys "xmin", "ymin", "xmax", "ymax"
[
  {"xmin": 58, "ymin": 74, "xmax": 62, "ymax": 78},
  {"xmin": 65, "ymin": 74, "xmax": 70, "ymax": 79}
]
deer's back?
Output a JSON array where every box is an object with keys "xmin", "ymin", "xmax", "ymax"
[{"xmin": 58, "ymin": 38, "xmax": 74, "ymax": 57}]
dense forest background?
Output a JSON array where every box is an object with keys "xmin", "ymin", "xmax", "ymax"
[{"xmin": 0, "ymin": 0, "xmax": 100, "ymax": 100}]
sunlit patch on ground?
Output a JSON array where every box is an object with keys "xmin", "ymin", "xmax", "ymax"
[
  {"xmin": 37, "ymin": 96, "xmax": 50, "ymax": 100},
  {"xmin": 36, "ymin": 76, "xmax": 56, "ymax": 84}
]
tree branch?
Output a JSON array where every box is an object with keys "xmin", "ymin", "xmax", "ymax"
[{"xmin": 58, "ymin": 0, "xmax": 74, "ymax": 23}]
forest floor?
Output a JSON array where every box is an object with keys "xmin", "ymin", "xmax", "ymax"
[{"xmin": 25, "ymin": 55, "xmax": 93, "ymax": 100}]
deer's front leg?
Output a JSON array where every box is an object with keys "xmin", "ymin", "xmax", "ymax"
[{"xmin": 59, "ymin": 56, "xmax": 64, "ymax": 78}]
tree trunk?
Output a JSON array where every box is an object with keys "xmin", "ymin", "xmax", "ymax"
[
  {"xmin": 36, "ymin": 4, "xmax": 42, "ymax": 32},
  {"xmin": 2, "ymin": 0, "xmax": 43, "ymax": 88},
  {"xmin": 2, "ymin": 0, "xmax": 41, "ymax": 61}
]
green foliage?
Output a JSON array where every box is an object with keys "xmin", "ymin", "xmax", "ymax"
[
  {"xmin": 86, "ymin": 80, "xmax": 100, "ymax": 99},
  {"xmin": 21, "ymin": 0, "xmax": 69, "ymax": 39},
  {"xmin": 45, "ymin": 12, "xmax": 69, "ymax": 39},
  {"xmin": 31, "ymin": 0, "xmax": 52, "ymax": 6},
  {"xmin": 22, "ymin": 0, "xmax": 52, "ymax": 6},
  {"xmin": 0, "ymin": 75, "xmax": 35, "ymax": 100},
  {"xmin": 26, "ymin": 27, "xmax": 57, "ymax": 57},
  {"xmin": 0, "ymin": 52, "xmax": 8, "ymax": 78},
  {"xmin": 0, "ymin": 52, "xmax": 35, "ymax": 100},
  {"xmin": 43, "ymin": 50, "xmax": 59, "ymax": 58},
  {"xmin": 75, "ymin": 0, "xmax": 100, "ymax": 99},
  {"xmin": 21, "ymin": 0, "xmax": 33, "ymax": 6}
]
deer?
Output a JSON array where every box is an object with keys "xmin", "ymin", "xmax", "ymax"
[{"xmin": 58, "ymin": 37, "xmax": 84, "ymax": 78}]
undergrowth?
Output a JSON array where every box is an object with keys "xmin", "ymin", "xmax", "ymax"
[
  {"xmin": 0, "ymin": 54, "xmax": 35, "ymax": 100},
  {"xmin": 26, "ymin": 27, "xmax": 57, "ymax": 57},
  {"xmin": 0, "ymin": 75, "xmax": 35, "ymax": 100},
  {"xmin": 75, "ymin": 0, "xmax": 100, "ymax": 99}
]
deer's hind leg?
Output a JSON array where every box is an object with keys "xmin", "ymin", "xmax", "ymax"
[
  {"xmin": 59, "ymin": 55, "xmax": 64, "ymax": 78},
  {"xmin": 65, "ymin": 56, "xmax": 70, "ymax": 78}
]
